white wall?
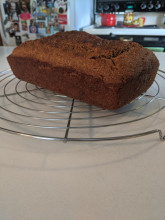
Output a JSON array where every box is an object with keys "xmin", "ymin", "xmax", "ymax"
[
  {"xmin": 66, "ymin": 0, "xmax": 94, "ymax": 30},
  {"xmin": 75, "ymin": 0, "xmax": 94, "ymax": 30}
]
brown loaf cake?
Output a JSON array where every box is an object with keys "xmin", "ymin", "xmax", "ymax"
[{"xmin": 7, "ymin": 31, "xmax": 159, "ymax": 110}]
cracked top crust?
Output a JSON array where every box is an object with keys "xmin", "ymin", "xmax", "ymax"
[{"xmin": 9, "ymin": 31, "xmax": 159, "ymax": 84}]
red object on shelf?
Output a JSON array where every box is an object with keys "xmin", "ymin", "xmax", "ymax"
[{"xmin": 100, "ymin": 13, "xmax": 116, "ymax": 26}]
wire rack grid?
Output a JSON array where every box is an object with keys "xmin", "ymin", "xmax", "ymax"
[{"xmin": 0, "ymin": 69, "xmax": 165, "ymax": 142}]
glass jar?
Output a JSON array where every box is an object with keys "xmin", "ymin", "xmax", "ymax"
[{"xmin": 123, "ymin": 10, "xmax": 134, "ymax": 26}]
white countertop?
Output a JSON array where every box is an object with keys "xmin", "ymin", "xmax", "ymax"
[
  {"xmin": 0, "ymin": 46, "xmax": 165, "ymax": 220},
  {"xmin": 83, "ymin": 25, "xmax": 165, "ymax": 36}
]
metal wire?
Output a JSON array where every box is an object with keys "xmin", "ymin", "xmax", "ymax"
[{"xmin": 0, "ymin": 69, "xmax": 164, "ymax": 142}]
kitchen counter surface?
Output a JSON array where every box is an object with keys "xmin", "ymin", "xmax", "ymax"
[
  {"xmin": 83, "ymin": 25, "xmax": 165, "ymax": 36},
  {"xmin": 0, "ymin": 46, "xmax": 165, "ymax": 220}
]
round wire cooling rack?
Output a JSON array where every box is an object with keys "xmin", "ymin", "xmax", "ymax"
[{"xmin": 0, "ymin": 69, "xmax": 165, "ymax": 142}]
